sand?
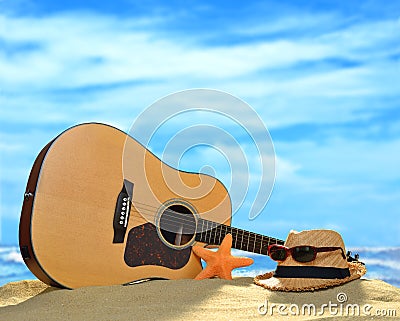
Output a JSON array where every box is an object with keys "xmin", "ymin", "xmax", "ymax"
[{"xmin": 0, "ymin": 278, "xmax": 399, "ymax": 320}]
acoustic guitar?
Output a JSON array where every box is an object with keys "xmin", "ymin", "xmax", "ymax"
[{"xmin": 19, "ymin": 123, "xmax": 283, "ymax": 289}]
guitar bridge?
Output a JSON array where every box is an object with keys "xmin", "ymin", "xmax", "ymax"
[{"xmin": 113, "ymin": 179, "xmax": 134, "ymax": 243}]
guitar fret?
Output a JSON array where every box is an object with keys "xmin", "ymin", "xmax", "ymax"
[
  {"xmin": 204, "ymin": 221, "xmax": 208, "ymax": 243},
  {"xmin": 209, "ymin": 221, "xmax": 214, "ymax": 244},
  {"xmin": 200, "ymin": 220, "xmax": 205, "ymax": 243},
  {"xmin": 262, "ymin": 235, "xmax": 269, "ymax": 255},
  {"xmin": 208, "ymin": 221, "xmax": 212, "ymax": 244},
  {"xmin": 206, "ymin": 221, "xmax": 209, "ymax": 243},
  {"xmin": 260, "ymin": 235, "xmax": 264, "ymax": 254},
  {"xmin": 209, "ymin": 222, "xmax": 212, "ymax": 244},
  {"xmin": 204, "ymin": 221, "xmax": 207, "ymax": 243},
  {"xmin": 195, "ymin": 218, "xmax": 284, "ymax": 254}
]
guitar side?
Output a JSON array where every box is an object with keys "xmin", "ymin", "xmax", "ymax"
[{"xmin": 19, "ymin": 123, "xmax": 232, "ymax": 289}]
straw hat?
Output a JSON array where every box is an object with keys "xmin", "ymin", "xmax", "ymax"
[{"xmin": 254, "ymin": 229, "xmax": 366, "ymax": 292}]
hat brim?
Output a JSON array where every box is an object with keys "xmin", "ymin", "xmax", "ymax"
[{"xmin": 254, "ymin": 262, "xmax": 366, "ymax": 292}]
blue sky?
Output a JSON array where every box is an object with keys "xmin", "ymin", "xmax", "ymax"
[{"xmin": 1, "ymin": 0, "xmax": 399, "ymax": 246}]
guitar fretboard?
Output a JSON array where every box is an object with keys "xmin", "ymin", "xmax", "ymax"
[{"xmin": 195, "ymin": 218, "xmax": 284, "ymax": 255}]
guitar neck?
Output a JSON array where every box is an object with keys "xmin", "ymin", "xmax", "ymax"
[{"xmin": 194, "ymin": 218, "xmax": 284, "ymax": 255}]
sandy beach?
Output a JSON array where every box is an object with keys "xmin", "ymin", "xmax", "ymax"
[{"xmin": 0, "ymin": 277, "xmax": 399, "ymax": 320}]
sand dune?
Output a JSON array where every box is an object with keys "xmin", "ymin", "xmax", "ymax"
[{"xmin": 1, "ymin": 278, "xmax": 399, "ymax": 320}]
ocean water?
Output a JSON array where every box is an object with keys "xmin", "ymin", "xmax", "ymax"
[{"xmin": 1, "ymin": 246, "xmax": 399, "ymax": 288}]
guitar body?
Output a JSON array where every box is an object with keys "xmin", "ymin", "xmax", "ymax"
[{"xmin": 20, "ymin": 123, "xmax": 231, "ymax": 289}]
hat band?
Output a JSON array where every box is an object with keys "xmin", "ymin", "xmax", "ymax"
[{"xmin": 274, "ymin": 266, "xmax": 350, "ymax": 279}]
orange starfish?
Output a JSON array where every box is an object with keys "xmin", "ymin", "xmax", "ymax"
[{"xmin": 192, "ymin": 234, "xmax": 254, "ymax": 280}]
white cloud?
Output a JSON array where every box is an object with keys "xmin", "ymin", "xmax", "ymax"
[
  {"xmin": 1, "ymin": 13, "xmax": 396, "ymax": 90},
  {"xmin": 1, "ymin": 12, "xmax": 398, "ymax": 130}
]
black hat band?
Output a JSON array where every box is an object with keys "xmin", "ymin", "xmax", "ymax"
[{"xmin": 273, "ymin": 266, "xmax": 351, "ymax": 279}]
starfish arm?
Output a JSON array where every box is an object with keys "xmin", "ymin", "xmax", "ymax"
[
  {"xmin": 229, "ymin": 257, "xmax": 254, "ymax": 269},
  {"xmin": 218, "ymin": 233, "xmax": 233, "ymax": 253},
  {"xmin": 192, "ymin": 245, "xmax": 215, "ymax": 262}
]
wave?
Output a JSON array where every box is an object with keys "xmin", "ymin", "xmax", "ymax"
[
  {"xmin": 232, "ymin": 269, "xmax": 269, "ymax": 277},
  {"xmin": 0, "ymin": 247, "xmax": 18, "ymax": 254},
  {"xmin": 4, "ymin": 250, "xmax": 24, "ymax": 263},
  {"xmin": 348, "ymin": 247, "xmax": 400, "ymax": 253},
  {"xmin": 362, "ymin": 258, "xmax": 400, "ymax": 271},
  {"xmin": 0, "ymin": 247, "xmax": 24, "ymax": 263}
]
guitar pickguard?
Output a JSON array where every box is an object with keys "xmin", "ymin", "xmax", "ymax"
[{"xmin": 124, "ymin": 223, "xmax": 191, "ymax": 269}]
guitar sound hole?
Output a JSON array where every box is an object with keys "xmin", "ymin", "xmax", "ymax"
[{"xmin": 159, "ymin": 205, "xmax": 196, "ymax": 248}]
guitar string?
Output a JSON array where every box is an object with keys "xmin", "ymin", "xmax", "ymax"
[
  {"xmin": 126, "ymin": 204, "xmax": 282, "ymax": 247},
  {"xmin": 128, "ymin": 197, "xmax": 260, "ymax": 234},
  {"xmin": 134, "ymin": 224, "xmax": 272, "ymax": 256},
  {"xmin": 129, "ymin": 204, "xmax": 279, "ymax": 242},
  {"xmin": 129, "ymin": 209, "xmax": 275, "ymax": 254},
  {"xmin": 116, "ymin": 190, "xmax": 282, "ymax": 245},
  {"xmin": 128, "ymin": 201, "xmax": 283, "ymax": 245},
  {"xmin": 125, "ymin": 217, "xmax": 271, "ymax": 256},
  {"xmin": 130, "ymin": 198, "xmax": 274, "ymax": 238}
]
